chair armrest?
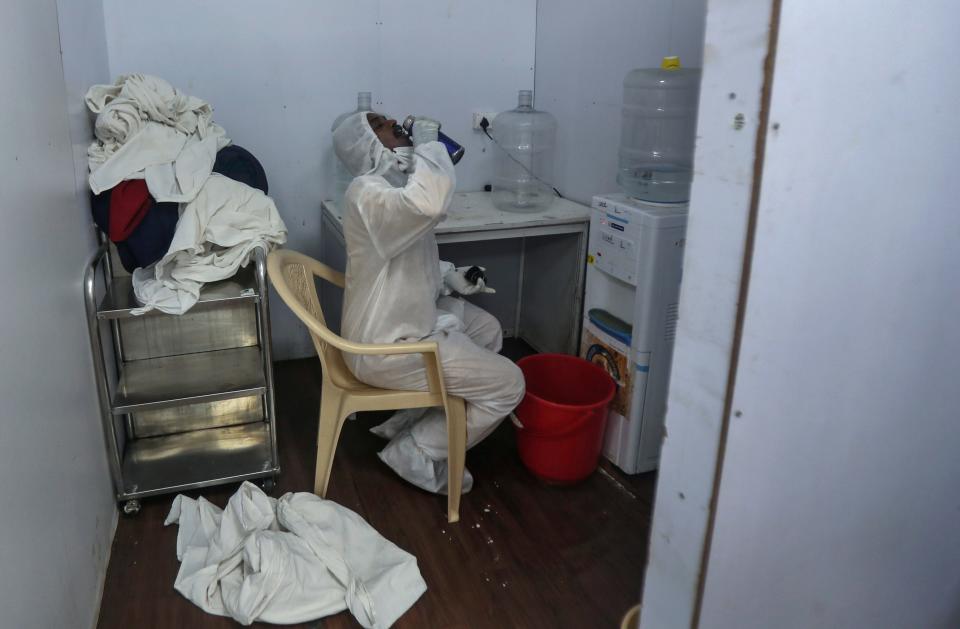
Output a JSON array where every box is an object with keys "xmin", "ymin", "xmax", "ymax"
[
  {"xmin": 314, "ymin": 321, "xmax": 448, "ymax": 396},
  {"xmin": 323, "ymin": 329, "xmax": 440, "ymax": 359},
  {"xmin": 308, "ymin": 259, "xmax": 345, "ymax": 289},
  {"xmin": 282, "ymin": 295, "xmax": 439, "ymax": 359}
]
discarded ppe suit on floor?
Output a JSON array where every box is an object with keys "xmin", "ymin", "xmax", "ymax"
[
  {"xmin": 164, "ymin": 482, "xmax": 426, "ymax": 628},
  {"xmin": 131, "ymin": 173, "xmax": 286, "ymax": 315},
  {"xmin": 333, "ymin": 111, "xmax": 525, "ymax": 494},
  {"xmin": 85, "ymin": 74, "xmax": 230, "ymax": 202}
]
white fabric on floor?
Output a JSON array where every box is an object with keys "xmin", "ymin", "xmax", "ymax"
[
  {"xmin": 164, "ymin": 481, "xmax": 427, "ymax": 628},
  {"xmin": 131, "ymin": 173, "xmax": 287, "ymax": 315},
  {"xmin": 86, "ymin": 74, "xmax": 230, "ymax": 202}
]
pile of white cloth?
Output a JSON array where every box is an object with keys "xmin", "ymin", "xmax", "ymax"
[
  {"xmin": 85, "ymin": 74, "xmax": 287, "ymax": 315},
  {"xmin": 131, "ymin": 173, "xmax": 286, "ymax": 314},
  {"xmin": 86, "ymin": 74, "xmax": 230, "ymax": 202},
  {"xmin": 165, "ymin": 482, "xmax": 427, "ymax": 628}
]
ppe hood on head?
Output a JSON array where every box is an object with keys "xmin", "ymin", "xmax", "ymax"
[{"xmin": 333, "ymin": 111, "xmax": 408, "ymax": 186}]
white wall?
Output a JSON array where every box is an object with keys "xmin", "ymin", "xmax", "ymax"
[
  {"xmin": 0, "ymin": 1, "xmax": 116, "ymax": 628},
  {"xmin": 101, "ymin": 0, "xmax": 536, "ymax": 358},
  {"xmin": 698, "ymin": 2, "xmax": 960, "ymax": 628},
  {"xmin": 57, "ymin": 0, "xmax": 111, "ymax": 208},
  {"xmin": 639, "ymin": 1, "xmax": 777, "ymax": 626},
  {"xmin": 534, "ymin": 0, "xmax": 707, "ymax": 205}
]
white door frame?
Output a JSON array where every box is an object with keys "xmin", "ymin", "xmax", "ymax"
[{"xmin": 638, "ymin": 1, "xmax": 782, "ymax": 627}]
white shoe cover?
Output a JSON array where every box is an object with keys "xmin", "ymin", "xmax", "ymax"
[
  {"xmin": 378, "ymin": 430, "xmax": 474, "ymax": 495},
  {"xmin": 369, "ymin": 408, "xmax": 430, "ymax": 440}
]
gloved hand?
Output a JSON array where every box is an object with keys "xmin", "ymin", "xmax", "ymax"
[
  {"xmin": 443, "ymin": 265, "xmax": 496, "ymax": 295},
  {"xmin": 411, "ymin": 117, "xmax": 440, "ymax": 147}
]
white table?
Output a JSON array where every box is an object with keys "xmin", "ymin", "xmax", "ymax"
[{"xmin": 320, "ymin": 191, "xmax": 590, "ymax": 354}]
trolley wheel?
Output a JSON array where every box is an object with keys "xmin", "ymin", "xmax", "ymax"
[
  {"xmin": 122, "ymin": 500, "xmax": 141, "ymax": 516},
  {"xmin": 261, "ymin": 478, "xmax": 276, "ymax": 493}
]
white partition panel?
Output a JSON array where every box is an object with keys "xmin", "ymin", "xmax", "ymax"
[{"xmin": 699, "ymin": 2, "xmax": 960, "ymax": 628}]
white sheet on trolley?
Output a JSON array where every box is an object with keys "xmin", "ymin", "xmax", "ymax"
[
  {"xmin": 164, "ymin": 481, "xmax": 426, "ymax": 628},
  {"xmin": 130, "ymin": 173, "xmax": 287, "ymax": 315}
]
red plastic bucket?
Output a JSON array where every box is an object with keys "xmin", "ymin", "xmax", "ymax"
[{"xmin": 513, "ymin": 354, "xmax": 616, "ymax": 484}]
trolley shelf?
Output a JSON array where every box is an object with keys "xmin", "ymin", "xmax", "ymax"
[
  {"xmin": 97, "ymin": 266, "xmax": 259, "ymax": 320},
  {"xmin": 120, "ymin": 422, "xmax": 275, "ymax": 499},
  {"xmin": 85, "ymin": 241, "xmax": 279, "ymax": 513},
  {"xmin": 113, "ymin": 346, "xmax": 266, "ymax": 413}
]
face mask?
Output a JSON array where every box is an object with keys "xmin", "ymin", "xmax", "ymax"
[
  {"xmin": 393, "ymin": 146, "xmax": 414, "ymax": 173},
  {"xmin": 369, "ymin": 148, "xmax": 408, "ymax": 188}
]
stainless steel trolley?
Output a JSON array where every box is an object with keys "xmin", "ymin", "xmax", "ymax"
[{"xmin": 83, "ymin": 240, "xmax": 280, "ymax": 515}]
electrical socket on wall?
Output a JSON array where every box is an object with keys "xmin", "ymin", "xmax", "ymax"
[{"xmin": 472, "ymin": 112, "xmax": 497, "ymax": 130}]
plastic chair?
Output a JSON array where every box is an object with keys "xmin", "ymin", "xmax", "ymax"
[{"xmin": 266, "ymin": 249, "xmax": 468, "ymax": 523}]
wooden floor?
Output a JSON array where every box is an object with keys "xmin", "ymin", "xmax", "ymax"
[{"xmin": 97, "ymin": 351, "xmax": 656, "ymax": 628}]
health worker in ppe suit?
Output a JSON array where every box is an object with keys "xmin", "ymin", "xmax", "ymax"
[{"xmin": 332, "ymin": 111, "xmax": 525, "ymax": 494}]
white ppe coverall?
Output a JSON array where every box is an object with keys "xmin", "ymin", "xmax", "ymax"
[{"xmin": 332, "ymin": 112, "xmax": 525, "ymax": 494}]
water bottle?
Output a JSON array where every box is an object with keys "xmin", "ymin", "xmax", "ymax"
[
  {"xmin": 401, "ymin": 116, "xmax": 465, "ymax": 165},
  {"xmin": 331, "ymin": 91, "xmax": 372, "ymax": 202},
  {"xmin": 618, "ymin": 57, "xmax": 701, "ymax": 204},
  {"xmin": 490, "ymin": 90, "xmax": 557, "ymax": 213}
]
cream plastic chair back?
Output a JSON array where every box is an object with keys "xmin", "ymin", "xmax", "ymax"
[{"xmin": 267, "ymin": 249, "xmax": 467, "ymax": 523}]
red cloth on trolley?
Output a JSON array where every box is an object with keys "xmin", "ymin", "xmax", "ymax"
[{"xmin": 108, "ymin": 179, "xmax": 152, "ymax": 241}]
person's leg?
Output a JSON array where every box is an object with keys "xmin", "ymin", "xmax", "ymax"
[
  {"xmin": 408, "ymin": 330, "xmax": 523, "ymax": 455},
  {"xmin": 374, "ymin": 331, "xmax": 525, "ymax": 493},
  {"xmin": 452, "ymin": 297, "xmax": 503, "ymax": 353},
  {"xmin": 369, "ymin": 298, "xmax": 503, "ymax": 441},
  {"xmin": 369, "ymin": 407, "xmax": 428, "ymax": 440}
]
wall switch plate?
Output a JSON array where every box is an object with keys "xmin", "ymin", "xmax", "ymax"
[{"xmin": 473, "ymin": 111, "xmax": 497, "ymax": 130}]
